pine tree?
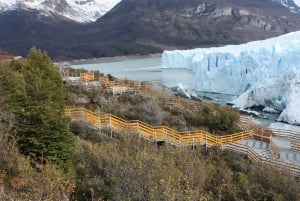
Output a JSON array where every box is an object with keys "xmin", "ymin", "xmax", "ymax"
[{"xmin": 0, "ymin": 48, "xmax": 75, "ymax": 173}]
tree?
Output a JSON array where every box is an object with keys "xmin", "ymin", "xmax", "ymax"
[{"xmin": 0, "ymin": 48, "xmax": 75, "ymax": 173}]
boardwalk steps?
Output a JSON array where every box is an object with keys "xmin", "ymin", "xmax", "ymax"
[
  {"xmin": 66, "ymin": 107, "xmax": 300, "ymax": 176},
  {"xmin": 67, "ymin": 108, "xmax": 252, "ymax": 147}
]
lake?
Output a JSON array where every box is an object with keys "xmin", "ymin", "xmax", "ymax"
[{"xmin": 72, "ymin": 57, "xmax": 197, "ymax": 87}]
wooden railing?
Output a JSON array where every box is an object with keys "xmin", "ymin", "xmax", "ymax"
[
  {"xmin": 270, "ymin": 138, "xmax": 281, "ymax": 159},
  {"xmin": 238, "ymin": 116, "xmax": 300, "ymax": 143},
  {"xmin": 224, "ymin": 143, "xmax": 300, "ymax": 176},
  {"xmin": 67, "ymin": 108, "xmax": 252, "ymax": 147},
  {"xmin": 98, "ymin": 76, "xmax": 150, "ymax": 91},
  {"xmin": 80, "ymin": 72, "xmax": 95, "ymax": 82},
  {"xmin": 269, "ymin": 128, "xmax": 300, "ymax": 141},
  {"xmin": 241, "ymin": 118, "xmax": 272, "ymax": 143},
  {"xmin": 223, "ymin": 143, "xmax": 260, "ymax": 162},
  {"xmin": 291, "ymin": 140, "xmax": 300, "ymax": 152},
  {"xmin": 67, "ymin": 107, "xmax": 300, "ymax": 176},
  {"xmin": 264, "ymin": 159, "xmax": 300, "ymax": 177}
]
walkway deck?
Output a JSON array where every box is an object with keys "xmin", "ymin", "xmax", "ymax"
[{"xmin": 66, "ymin": 108, "xmax": 300, "ymax": 176}]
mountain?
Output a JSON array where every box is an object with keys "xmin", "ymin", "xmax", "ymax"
[
  {"xmin": 0, "ymin": 0, "xmax": 300, "ymax": 60},
  {"xmin": 69, "ymin": 0, "xmax": 300, "ymax": 58},
  {"xmin": 0, "ymin": 0, "xmax": 121, "ymax": 23},
  {"xmin": 272, "ymin": 0, "xmax": 300, "ymax": 13}
]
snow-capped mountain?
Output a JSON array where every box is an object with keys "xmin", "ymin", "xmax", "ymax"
[
  {"xmin": 0, "ymin": 0, "xmax": 121, "ymax": 23},
  {"xmin": 272, "ymin": 0, "xmax": 300, "ymax": 13}
]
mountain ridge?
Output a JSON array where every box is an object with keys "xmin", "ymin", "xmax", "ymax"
[
  {"xmin": 0, "ymin": 0, "xmax": 121, "ymax": 23},
  {"xmin": 0, "ymin": 0, "xmax": 300, "ymax": 60}
]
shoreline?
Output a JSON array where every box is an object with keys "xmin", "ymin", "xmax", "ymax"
[{"xmin": 58, "ymin": 53, "xmax": 162, "ymax": 66}]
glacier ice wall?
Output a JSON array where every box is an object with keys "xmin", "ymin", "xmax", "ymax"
[{"xmin": 162, "ymin": 31, "xmax": 300, "ymax": 125}]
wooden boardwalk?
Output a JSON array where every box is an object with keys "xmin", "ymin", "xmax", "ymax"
[
  {"xmin": 64, "ymin": 72, "xmax": 300, "ymax": 175},
  {"xmin": 66, "ymin": 108, "xmax": 300, "ymax": 176},
  {"xmin": 66, "ymin": 108, "xmax": 252, "ymax": 147}
]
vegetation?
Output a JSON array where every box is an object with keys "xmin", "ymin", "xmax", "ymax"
[
  {"xmin": 65, "ymin": 84, "xmax": 240, "ymax": 134},
  {"xmin": 0, "ymin": 48, "xmax": 75, "ymax": 173},
  {"xmin": 1, "ymin": 50, "xmax": 300, "ymax": 200},
  {"xmin": 0, "ymin": 126, "xmax": 74, "ymax": 200},
  {"xmin": 70, "ymin": 126, "xmax": 300, "ymax": 201}
]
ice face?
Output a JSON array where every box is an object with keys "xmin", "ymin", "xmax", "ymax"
[
  {"xmin": 295, "ymin": 0, "xmax": 300, "ymax": 7},
  {"xmin": 162, "ymin": 31, "xmax": 300, "ymax": 125}
]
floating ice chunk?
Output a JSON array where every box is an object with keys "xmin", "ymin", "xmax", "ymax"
[
  {"xmin": 263, "ymin": 107, "xmax": 280, "ymax": 114},
  {"xmin": 171, "ymin": 83, "xmax": 191, "ymax": 99}
]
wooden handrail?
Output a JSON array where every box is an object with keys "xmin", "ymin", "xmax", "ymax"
[
  {"xmin": 270, "ymin": 138, "xmax": 281, "ymax": 159},
  {"xmin": 66, "ymin": 108, "xmax": 252, "ymax": 147},
  {"xmin": 67, "ymin": 107, "xmax": 300, "ymax": 176},
  {"xmin": 98, "ymin": 76, "xmax": 151, "ymax": 91},
  {"xmin": 80, "ymin": 72, "xmax": 95, "ymax": 82},
  {"xmin": 224, "ymin": 143, "xmax": 260, "ymax": 162},
  {"xmin": 291, "ymin": 140, "xmax": 300, "ymax": 152},
  {"xmin": 239, "ymin": 116, "xmax": 300, "ymax": 142},
  {"xmin": 224, "ymin": 143, "xmax": 300, "ymax": 175},
  {"xmin": 270, "ymin": 128, "xmax": 300, "ymax": 141}
]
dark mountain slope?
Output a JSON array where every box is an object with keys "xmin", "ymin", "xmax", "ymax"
[
  {"xmin": 76, "ymin": 0, "xmax": 300, "ymax": 57},
  {"xmin": 0, "ymin": 10, "xmax": 84, "ymax": 60}
]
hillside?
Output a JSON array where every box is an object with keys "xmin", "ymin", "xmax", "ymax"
[
  {"xmin": 1, "ymin": 50, "xmax": 300, "ymax": 200},
  {"xmin": 0, "ymin": 0, "xmax": 300, "ymax": 60}
]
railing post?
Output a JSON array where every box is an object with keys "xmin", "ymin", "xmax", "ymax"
[
  {"xmin": 109, "ymin": 114, "xmax": 112, "ymax": 138},
  {"xmin": 137, "ymin": 121, "xmax": 141, "ymax": 141},
  {"xmin": 81, "ymin": 108, "xmax": 84, "ymax": 121},
  {"xmin": 179, "ymin": 133, "xmax": 182, "ymax": 148},
  {"xmin": 205, "ymin": 133, "xmax": 207, "ymax": 151},
  {"xmin": 154, "ymin": 128, "xmax": 157, "ymax": 148},
  {"xmin": 270, "ymin": 134, "xmax": 273, "ymax": 158},
  {"xmin": 189, "ymin": 131, "xmax": 191, "ymax": 148},
  {"xmin": 98, "ymin": 114, "xmax": 101, "ymax": 131},
  {"xmin": 67, "ymin": 109, "xmax": 70, "ymax": 130},
  {"xmin": 126, "ymin": 120, "xmax": 129, "ymax": 135},
  {"xmin": 220, "ymin": 137, "xmax": 223, "ymax": 151},
  {"xmin": 215, "ymin": 135, "xmax": 217, "ymax": 146},
  {"xmin": 192, "ymin": 136, "xmax": 195, "ymax": 150},
  {"xmin": 165, "ymin": 127, "xmax": 168, "ymax": 144},
  {"xmin": 247, "ymin": 147, "xmax": 249, "ymax": 160}
]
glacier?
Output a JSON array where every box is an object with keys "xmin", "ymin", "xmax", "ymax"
[
  {"xmin": 295, "ymin": 0, "xmax": 300, "ymax": 7},
  {"xmin": 162, "ymin": 31, "xmax": 300, "ymax": 125}
]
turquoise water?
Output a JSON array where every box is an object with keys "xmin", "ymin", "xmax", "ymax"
[{"xmin": 72, "ymin": 57, "xmax": 197, "ymax": 88}]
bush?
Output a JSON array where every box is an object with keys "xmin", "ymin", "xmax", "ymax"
[
  {"xmin": 72, "ymin": 135, "xmax": 300, "ymax": 201},
  {"xmin": 0, "ymin": 125, "xmax": 74, "ymax": 200}
]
